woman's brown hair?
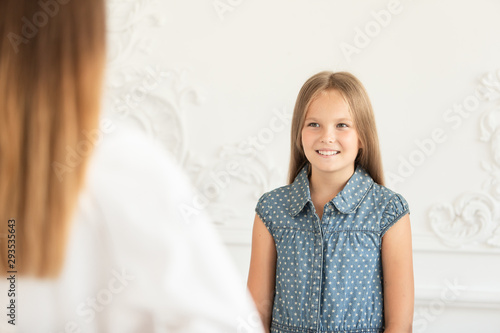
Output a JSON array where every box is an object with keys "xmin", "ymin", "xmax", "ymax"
[
  {"xmin": 288, "ymin": 71, "xmax": 384, "ymax": 185},
  {"xmin": 0, "ymin": 0, "xmax": 106, "ymax": 277}
]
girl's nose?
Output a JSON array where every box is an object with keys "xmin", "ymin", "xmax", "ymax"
[{"xmin": 320, "ymin": 128, "xmax": 335, "ymax": 144}]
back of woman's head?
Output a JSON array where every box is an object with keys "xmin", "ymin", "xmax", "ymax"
[
  {"xmin": 0, "ymin": 0, "xmax": 106, "ymax": 278},
  {"xmin": 288, "ymin": 71, "xmax": 384, "ymax": 185}
]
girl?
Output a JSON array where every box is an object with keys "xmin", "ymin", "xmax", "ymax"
[{"xmin": 247, "ymin": 71, "xmax": 414, "ymax": 333}]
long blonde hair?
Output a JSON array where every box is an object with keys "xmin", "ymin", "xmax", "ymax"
[
  {"xmin": 288, "ymin": 71, "xmax": 384, "ymax": 185},
  {"xmin": 0, "ymin": 0, "xmax": 106, "ymax": 277}
]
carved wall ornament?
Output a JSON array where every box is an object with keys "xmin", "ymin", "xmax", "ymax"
[
  {"xmin": 429, "ymin": 193, "xmax": 499, "ymax": 248},
  {"xmin": 429, "ymin": 70, "xmax": 500, "ymax": 249}
]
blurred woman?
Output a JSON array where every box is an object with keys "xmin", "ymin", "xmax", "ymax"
[{"xmin": 0, "ymin": 1, "xmax": 263, "ymax": 332}]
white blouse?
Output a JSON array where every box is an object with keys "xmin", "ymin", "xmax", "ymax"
[{"xmin": 0, "ymin": 124, "xmax": 263, "ymax": 333}]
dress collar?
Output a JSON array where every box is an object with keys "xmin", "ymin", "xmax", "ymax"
[{"xmin": 288, "ymin": 164, "xmax": 374, "ymax": 216}]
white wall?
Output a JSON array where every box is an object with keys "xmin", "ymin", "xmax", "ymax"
[{"xmin": 103, "ymin": 0, "xmax": 500, "ymax": 331}]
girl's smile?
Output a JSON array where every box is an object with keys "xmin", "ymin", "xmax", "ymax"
[{"xmin": 316, "ymin": 149, "xmax": 340, "ymax": 156}]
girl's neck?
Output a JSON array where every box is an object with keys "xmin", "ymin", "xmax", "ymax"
[{"xmin": 309, "ymin": 165, "xmax": 356, "ymax": 201}]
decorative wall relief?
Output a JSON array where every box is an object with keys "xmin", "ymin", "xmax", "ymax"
[
  {"xmin": 429, "ymin": 193, "xmax": 498, "ymax": 248},
  {"xmin": 104, "ymin": 0, "xmax": 290, "ymax": 230},
  {"xmin": 429, "ymin": 70, "xmax": 500, "ymax": 249},
  {"xmin": 190, "ymin": 144, "xmax": 284, "ymax": 226},
  {"xmin": 106, "ymin": 0, "xmax": 164, "ymax": 65},
  {"xmin": 105, "ymin": 0, "xmax": 205, "ymax": 170}
]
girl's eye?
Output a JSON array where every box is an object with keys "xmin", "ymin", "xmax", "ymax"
[
  {"xmin": 307, "ymin": 123, "xmax": 319, "ymax": 127},
  {"xmin": 337, "ymin": 123, "xmax": 348, "ymax": 128}
]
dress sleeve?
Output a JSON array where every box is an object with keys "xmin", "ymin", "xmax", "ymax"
[
  {"xmin": 255, "ymin": 192, "xmax": 273, "ymax": 234},
  {"xmin": 380, "ymin": 193, "xmax": 410, "ymax": 237}
]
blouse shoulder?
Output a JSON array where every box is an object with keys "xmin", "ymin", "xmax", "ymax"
[
  {"xmin": 255, "ymin": 184, "xmax": 291, "ymax": 233},
  {"xmin": 372, "ymin": 184, "xmax": 410, "ymax": 236}
]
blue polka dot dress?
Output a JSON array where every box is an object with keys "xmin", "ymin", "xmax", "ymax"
[{"xmin": 255, "ymin": 164, "xmax": 409, "ymax": 333}]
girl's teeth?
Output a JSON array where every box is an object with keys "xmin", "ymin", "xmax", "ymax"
[{"xmin": 318, "ymin": 150, "xmax": 339, "ymax": 156}]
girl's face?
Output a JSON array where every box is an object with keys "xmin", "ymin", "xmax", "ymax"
[{"xmin": 301, "ymin": 89, "xmax": 360, "ymax": 180}]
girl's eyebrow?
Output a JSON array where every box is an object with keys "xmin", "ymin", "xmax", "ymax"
[
  {"xmin": 337, "ymin": 118, "xmax": 353, "ymax": 122},
  {"xmin": 304, "ymin": 117, "xmax": 353, "ymax": 122}
]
